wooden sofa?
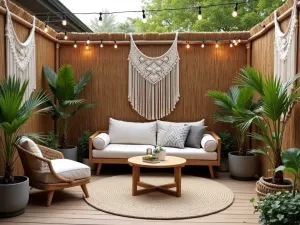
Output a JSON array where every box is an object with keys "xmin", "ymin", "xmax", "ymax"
[{"xmin": 89, "ymin": 131, "xmax": 221, "ymax": 178}]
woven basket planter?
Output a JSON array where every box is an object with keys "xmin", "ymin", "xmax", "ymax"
[{"xmin": 256, "ymin": 177, "xmax": 293, "ymax": 197}]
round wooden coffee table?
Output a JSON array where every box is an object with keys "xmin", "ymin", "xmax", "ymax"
[{"xmin": 128, "ymin": 156, "xmax": 186, "ymax": 197}]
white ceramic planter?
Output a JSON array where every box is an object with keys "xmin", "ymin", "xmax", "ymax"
[{"xmin": 158, "ymin": 151, "xmax": 166, "ymax": 161}]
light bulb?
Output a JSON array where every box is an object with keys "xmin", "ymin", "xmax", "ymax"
[
  {"xmin": 232, "ymin": 3, "xmax": 238, "ymax": 17},
  {"xmin": 74, "ymin": 41, "xmax": 77, "ymax": 48},
  {"xmin": 234, "ymin": 42, "xmax": 238, "ymax": 46},
  {"xmin": 114, "ymin": 40, "xmax": 117, "ymax": 48},
  {"xmin": 98, "ymin": 13, "xmax": 102, "ymax": 26},
  {"xmin": 64, "ymin": 31, "xmax": 68, "ymax": 40},
  {"xmin": 238, "ymin": 39, "xmax": 241, "ymax": 43},
  {"xmin": 87, "ymin": 37, "xmax": 90, "ymax": 44},
  {"xmin": 86, "ymin": 44, "xmax": 89, "ymax": 50},
  {"xmin": 186, "ymin": 41, "xmax": 190, "ymax": 49},
  {"xmin": 198, "ymin": 6, "xmax": 202, "ymax": 20},
  {"xmin": 44, "ymin": 25, "xmax": 48, "ymax": 33},
  {"xmin": 100, "ymin": 39, "xmax": 103, "ymax": 48},
  {"xmin": 230, "ymin": 43, "xmax": 233, "ymax": 48},
  {"xmin": 233, "ymin": 39, "xmax": 236, "ymax": 43},
  {"xmin": 142, "ymin": 10, "xmax": 147, "ymax": 23},
  {"xmin": 215, "ymin": 42, "xmax": 219, "ymax": 48},
  {"xmin": 201, "ymin": 41, "xmax": 205, "ymax": 48},
  {"xmin": 62, "ymin": 15, "xmax": 67, "ymax": 26}
]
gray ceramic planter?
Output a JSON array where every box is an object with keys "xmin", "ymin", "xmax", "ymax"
[
  {"xmin": 59, "ymin": 146, "xmax": 77, "ymax": 161},
  {"xmin": 0, "ymin": 176, "xmax": 29, "ymax": 218},
  {"xmin": 228, "ymin": 151, "xmax": 258, "ymax": 180}
]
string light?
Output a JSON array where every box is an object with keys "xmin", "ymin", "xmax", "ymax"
[
  {"xmin": 62, "ymin": 14, "xmax": 67, "ymax": 26},
  {"xmin": 238, "ymin": 38, "xmax": 241, "ymax": 43},
  {"xmin": 201, "ymin": 41, "xmax": 205, "ymax": 48},
  {"xmin": 229, "ymin": 42, "xmax": 233, "ymax": 48},
  {"xmin": 100, "ymin": 39, "xmax": 104, "ymax": 48},
  {"xmin": 186, "ymin": 41, "xmax": 190, "ymax": 49},
  {"xmin": 86, "ymin": 43, "xmax": 89, "ymax": 50},
  {"xmin": 198, "ymin": 6, "xmax": 202, "ymax": 20},
  {"xmin": 232, "ymin": 3, "xmax": 238, "ymax": 17},
  {"xmin": 98, "ymin": 13, "xmax": 102, "ymax": 26},
  {"xmin": 114, "ymin": 40, "xmax": 118, "ymax": 48},
  {"xmin": 215, "ymin": 41, "xmax": 219, "ymax": 48},
  {"xmin": 74, "ymin": 40, "xmax": 77, "ymax": 48},
  {"xmin": 44, "ymin": 22, "xmax": 48, "ymax": 33},
  {"xmin": 233, "ymin": 39, "xmax": 236, "ymax": 44},
  {"xmin": 234, "ymin": 40, "xmax": 238, "ymax": 46},
  {"xmin": 64, "ymin": 31, "xmax": 68, "ymax": 40},
  {"xmin": 87, "ymin": 36, "xmax": 90, "ymax": 44},
  {"xmin": 142, "ymin": 10, "xmax": 147, "ymax": 23}
]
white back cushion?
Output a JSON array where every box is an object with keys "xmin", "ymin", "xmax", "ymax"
[
  {"xmin": 157, "ymin": 120, "xmax": 205, "ymax": 146},
  {"xmin": 109, "ymin": 118, "xmax": 156, "ymax": 145},
  {"xmin": 201, "ymin": 134, "xmax": 217, "ymax": 152},
  {"xmin": 19, "ymin": 137, "xmax": 43, "ymax": 158},
  {"xmin": 93, "ymin": 133, "xmax": 110, "ymax": 150}
]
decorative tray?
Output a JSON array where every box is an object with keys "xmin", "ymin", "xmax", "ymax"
[{"xmin": 142, "ymin": 155, "xmax": 160, "ymax": 164}]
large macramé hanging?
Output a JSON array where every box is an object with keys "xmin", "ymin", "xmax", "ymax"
[
  {"xmin": 274, "ymin": 0, "xmax": 297, "ymax": 98},
  {"xmin": 4, "ymin": 0, "xmax": 36, "ymax": 99},
  {"xmin": 128, "ymin": 33, "xmax": 180, "ymax": 120}
]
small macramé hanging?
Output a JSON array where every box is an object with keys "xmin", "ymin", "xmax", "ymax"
[
  {"xmin": 274, "ymin": 0, "xmax": 297, "ymax": 97},
  {"xmin": 128, "ymin": 33, "xmax": 180, "ymax": 120},
  {"xmin": 4, "ymin": 0, "xmax": 36, "ymax": 99}
]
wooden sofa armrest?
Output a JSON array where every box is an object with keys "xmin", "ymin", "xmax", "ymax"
[
  {"xmin": 89, "ymin": 131, "xmax": 101, "ymax": 161},
  {"xmin": 38, "ymin": 145, "xmax": 64, "ymax": 160},
  {"xmin": 206, "ymin": 131, "xmax": 221, "ymax": 165},
  {"xmin": 16, "ymin": 145, "xmax": 74, "ymax": 183}
]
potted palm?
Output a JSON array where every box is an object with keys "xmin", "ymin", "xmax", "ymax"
[
  {"xmin": 207, "ymin": 86, "xmax": 260, "ymax": 179},
  {"xmin": 0, "ymin": 76, "xmax": 49, "ymax": 217},
  {"xmin": 43, "ymin": 65, "xmax": 96, "ymax": 161},
  {"xmin": 236, "ymin": 67, "xmax": 300, "ymax": 194}
]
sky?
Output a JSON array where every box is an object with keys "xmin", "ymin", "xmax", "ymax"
[{"xmin": 59, "ymin": 0, "xmax": 144, "ymax": 26}]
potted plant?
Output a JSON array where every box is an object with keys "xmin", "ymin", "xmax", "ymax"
[
  {"xmin": 218, "ymin": 130, "xmax": 236, "ymax": 172},
  {"xmin": 78, "ymin": 130, "xmax": 96, "ymax": 170},
  {"xmin": 43, "ymin": 65, "xmax": 97, "ymax": 161},
  {"xmin": 236, "ymin": 67, "xmax": 300, "ymax": 194},
  {"xmin": 44, "ymin": 131, "xmax": 58, "ymax": 150},
  {"xmin": 207, "ymin": 86, "xmax": 260, "ymax": 179},
  {"xmin": 153, "ymin": 146, "xmax": 166, "ymax": 161},
  {"xmin": 0, "ymin": 76, "xmax": 49, "ymax": 217},
  {"xmin": 250, "ymin": 148, "xmax": 300, "ymax": 224}
]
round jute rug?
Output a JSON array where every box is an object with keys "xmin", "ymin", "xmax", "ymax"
[{"xmin": 84, "ymin": 175, "xmax": 234, "ymax": 220}]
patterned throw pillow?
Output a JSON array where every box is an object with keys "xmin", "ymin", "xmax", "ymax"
[{"xmin": 162, "ymin": 125, "xmax": 191, "ymax": 149}]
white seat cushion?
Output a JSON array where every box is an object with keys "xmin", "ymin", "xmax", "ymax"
[
  {"xmin": 157, "ymin": 120, "xmax": 205, "ymax": 146},
  {"xmin": 163, "ymin": 147, "xmax": 217, "ymax": 160},
  {"xmin": 32, "ymin": 159, "xmax": 91, "ymax": 184},
  {"xmin": 93, "ymin": 144, "xmax": 155, "ymax": 159}
]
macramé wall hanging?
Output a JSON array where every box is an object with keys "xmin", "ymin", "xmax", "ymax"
[
  {"xmin": 274, "ymin": 0, "xmax": 297, "ymax": 98},
  {"xmin": 4, "ymin": 0, "xmax": 36, "ymax": 99},
  {"xmin": 128, "ymin": 33, "xmax": 180, "ymax": 120}
]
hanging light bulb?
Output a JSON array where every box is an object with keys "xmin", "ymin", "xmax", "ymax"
[
  {"xmin": 186, "ymin": 41, "xmax": 190, "ymax": 49},
  {"xmin": 62, "ymin": 14, "xmax": 67, "ymax": 26},
  {"xmin": 44, "ymin": 23, "xmax": 48, "ymax": 33},
  {"xmin": 238, "ymin": 38, "xmax": 241, "ymax": 43},
  {"xmin": 233, "ymin": 39, "xmax": 236, "ymax": 44},
  {"xmin": 232, "ymin": 3, "xmax": 238, "ymax": 17},
  {"xmin": 100, "ymin": 39, "xmax": 104, "ymax": 48},
  {"xmin": 215, "ymin": 41, "xmax": 219, "ymax": 48},
  {"xmin": 142, "ymin": 10, "xmax": 147, "ymax": 23},
  {"xmin": 74, "ymin": 40, "xmax": 77, "ymax": 48},
  {"xmin": 98, "ymin": 13, "xmax": 103, "ymax": 26},
  {"xmin": 114, "ymin": 40, "xmax": 118, "ymax": 49},
  {"xmin": 201, "ymin": 41, "xmax": 205, "ymax": 48},
  {"xmin": 86, "ymin": 43, "xmax": 89, "ymax": 50},
  {"xmin": 229, "ymin": 42, "xmax": 233, "ymax": 48},
  {"xmin": 234, "ymin": 41, "xmax": 238, "ymax": 46},
  {"xmin": 87, "ymin": 36, "xmax": 90, "ymax": 44},
  {"xmin": 197, "ymin": 6, "xmax": 202, "ymax": 20},
  {"xmin": 64, "ymin": 31, "xmax": 68, "ymax": 40}
]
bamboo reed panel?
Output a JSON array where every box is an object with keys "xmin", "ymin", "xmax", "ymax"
[{"xmin": 58, "ymin": 42, "xmax": 247, "ymax": 145}]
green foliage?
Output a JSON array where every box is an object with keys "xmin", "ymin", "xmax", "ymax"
[
  {"xmin": 78, "ymin": 130, "xmax": 92, "ymax": 162},
  {"xmin": 132, "ymin": 0, "xmax": 286, "ymax": 32},
  {"xmin": 275, "ymin": 148, "xmax": 300, "ymax": 196},
  {"xmin": 251, "ymin": 191, "xmax": 300, "ymax": 225},
  {"xmin": 153, "ymin": 145, "xmax": 165, "ymax": 154},
  {"xmin": 0, "ymin": 76, "xmax": 50, "ymax": 183},
  {"xmin": 218, "ymin": 130, "xmax": 236, "ymax": 158},
  {"xmin": 206, "ymin": 86, "xmax": 260, "ymax": 155},
  {"xmin": 44, "ymin": 131, "xmax": 58, "ymax": 150},
  {"xmin": 43, "ymin": 65, "xmax": 97, "ymax": 149},
  {"xmin": 236, "ymin": 67, "xmax": 300, "ymax": 184}
]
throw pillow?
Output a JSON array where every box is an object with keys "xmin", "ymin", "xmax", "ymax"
[
  {"xmin": 185, "ymin": 125, "xmax": 207, "ymax": 148},
  {"xmin": 93, "ymin": 133, "xmax": 110, "ymax": 150},
  {"xmin": 162, "ymin": 125, "xmax": 191, "ymax": 149},
  {"xmin": 201, "ymin": 134, "xmax": 218, "ymax": 152}
]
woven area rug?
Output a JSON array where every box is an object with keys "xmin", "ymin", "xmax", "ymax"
[{"xmin": 84, "ymin": 175, "xmax": 234, "ymax": 220}]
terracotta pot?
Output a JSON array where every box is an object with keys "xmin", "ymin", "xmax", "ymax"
[{"xmin": 256, "ymin": 176, "xmax": 293, "ymax": 197}]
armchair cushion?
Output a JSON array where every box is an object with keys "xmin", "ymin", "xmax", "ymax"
[
  {"xmin": 201, "ymin": 134, "xmax": 218, "ymax": 152},
  {"xmin": 33, "ymin": 159, "xmax": 91, "ymax": 184},
  {"xmin": 93, "ymin": 133, "xmax": 110, "ymax": 150},
  {"xmin": 19, "ymin": 137, "xmax": 43, "ymax": 158}
]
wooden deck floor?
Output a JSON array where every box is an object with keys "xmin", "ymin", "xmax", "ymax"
[{"xmin": 2, "ymin": 172, "xmax": 259, "ymax": 225}]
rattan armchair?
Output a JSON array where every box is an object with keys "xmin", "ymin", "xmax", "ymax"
[{"xmin": 16, "ymin": 144, "xmax": 90, "ymax": 207}]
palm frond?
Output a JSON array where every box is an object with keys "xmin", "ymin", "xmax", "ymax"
[
  {"xmin": 61, "ymin": 99, "xmax": 85, "ymax": 106},
  {"xmin": 42, "ymin": 66, "xmax": 57, "ymax": 94},
  {"xmin": 74, "ymin": 71, "xmax": 92, "ymax": 96},
  {"xmin": 236, "ymin": 67, "xmax": 264, "ymax": 95},
  {"xmin": 71, "ymin": 102, "xmax": 97, "ymax": 116},
  {"xmin": 56, "ymin": 65, "xmax": 76, "ymax": 101}
]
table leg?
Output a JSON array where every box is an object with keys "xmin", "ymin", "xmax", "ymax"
[
  {"xmin": 174, "ymin": 167, "xmax": 181, "ymax": 197},
  {"xmin": 132, "ymin": 166, "xmax": 140, "ymax": 196}
]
